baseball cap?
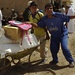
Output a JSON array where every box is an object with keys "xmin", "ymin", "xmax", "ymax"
[
  {"xmin": 29, "ymin": 1, "xmax": 38, "ymax": 7},
  {"xmin": 27, "ymin": 1, "xmax": 33, "ymax": 7}
]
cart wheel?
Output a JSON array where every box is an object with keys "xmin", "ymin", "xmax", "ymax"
[{"xmin": 0, "ymin": 58, "xmax": 11, "ymax": 75}]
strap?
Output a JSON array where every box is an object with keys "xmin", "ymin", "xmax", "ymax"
[
  {"xmin": 34, "ymin": 12, "xmax": 42, "ymax": 21},
  {"xmin": 37, "ymin": 12, "xmax": 41, "ymax": 19},
  {"xmin": 29, "ymin": 12, "xmax": 42, "ymax": 21}
]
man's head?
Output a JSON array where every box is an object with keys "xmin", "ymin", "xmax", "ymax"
[
  {"xmin": 45, "ymin": 3, "xmax": 53, "ymax": 16},
  {"xmin": 29, "ymin": 1, "xmax": 38, "ymax": 14}
]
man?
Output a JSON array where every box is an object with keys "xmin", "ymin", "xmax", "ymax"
[
  {"xmin": 28, "ymin": 1, "xmax": 48, "ymax": 62},
  {"xmin": 31, "ymin": 3, "xmax": 75, "ymax": 67},
  {"xmin": 66, "ymin": 4, "xmax": 75, "ymax": 34},
  {"xmin": 61, "ymin": 5, "xmax": 66, "ymax": 15},
  {"xmin": 11, "ymin": 9, "xmax": 18, "ymax": 20}
]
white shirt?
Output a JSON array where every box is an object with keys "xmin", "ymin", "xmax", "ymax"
[
  {"xmin": 67, "ymin": 5, "xmax": 75, "ymax": 33},
  {"xmin": 61, "ymin": 7, "xmax": 66, "ymax": 14}
]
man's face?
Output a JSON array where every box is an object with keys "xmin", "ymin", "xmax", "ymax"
[
  {"xmin": 45, "ymin": 6, "xmax": 53, "ymax": 16},
  {"xmin": 30, "ymin": 6, "xmax": 37, "ymax": 14}
]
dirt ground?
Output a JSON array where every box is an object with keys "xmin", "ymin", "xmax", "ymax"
[{"xmin": 1, "ymin": 32, "xmax": 75, "ymax": 75}]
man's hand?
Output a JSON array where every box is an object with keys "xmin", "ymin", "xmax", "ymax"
[
  {"xmin": 25, "ymin": 21, "xmax": 38, "ymax": 28},
  {"xmin": 44, "ymin": 28, "xmax": 50, "ymax": 40}
]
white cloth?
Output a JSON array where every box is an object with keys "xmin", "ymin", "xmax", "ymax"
[
  {"xmin": 67, "ymin": 5, "xmax": 75, "ymax": 33},
  {"xmin": 0, "ymin": 10, "xmax": 2, "ymax": 27},
  {"xmin": 61, "ymin": 7, "xmax": 66, "ymax": 14},
  {"xmin": 0, "ymin": 44, "xmax": 23, "ymax": 58}
]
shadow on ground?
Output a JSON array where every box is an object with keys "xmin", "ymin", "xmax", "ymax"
[{"xmin": 3, "ymin": 59, "xmax": 69, "ymax": 75}]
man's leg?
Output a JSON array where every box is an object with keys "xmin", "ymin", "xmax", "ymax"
[{"xmin": 50, "ymin": 37, "xmax": 60, "ymax": 64}]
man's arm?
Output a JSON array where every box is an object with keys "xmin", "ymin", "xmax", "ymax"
[
  {"xmin": 25, "ymin": 21, "xmax": 38, "ymax": 28},
  {"xmin": 31, "ymin": 22, "xmax": 38, "ymax": 28},
  {"xmin": 70, "ymin": 16, "xmax": 75, "ymax": 19}
]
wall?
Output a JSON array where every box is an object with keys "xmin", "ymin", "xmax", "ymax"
[
  {"xmin": 0, "ymin": 0, "xmax": 49, "ymax": 17},
  {"xmin": 0, "ymin": 0, "xmax": 74, "ymax": 17}
]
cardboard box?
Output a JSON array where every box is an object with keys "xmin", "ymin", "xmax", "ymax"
[{"xmin": 3, "ymin": 25, "xmax": 22, "ymax": 40}]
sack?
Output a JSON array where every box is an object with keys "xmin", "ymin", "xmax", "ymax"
[
  {"xmin": 3, "ymin": 25, "xmax": 22, "ymax": 40},
  {"xmin": 22, "ymin": 34, "xmax": 38, "ymax": 49}
]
